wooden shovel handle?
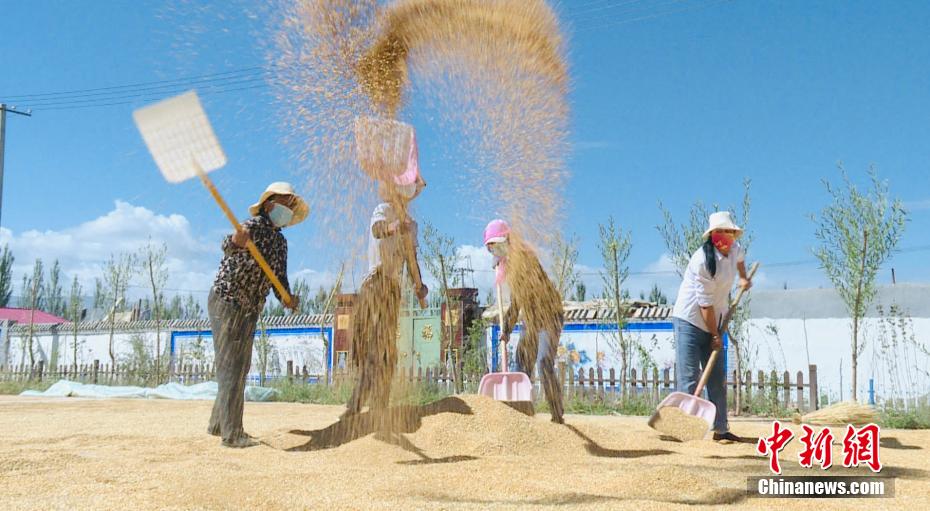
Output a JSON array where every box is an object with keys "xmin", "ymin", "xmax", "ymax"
[
  {"xmin": 497, "ymin": 283, "xmax": 506, "ymax": 370},
  {"xmin": 403, "ymin": 228, "xmax": 428, "ymax": 309},
  {"xmin": 693, "ymin": 262, "xmax": 760, "ymax": 397},
  {"xmin": 195, "ymin": 167, "xmax": 294, "ymax": 308}
]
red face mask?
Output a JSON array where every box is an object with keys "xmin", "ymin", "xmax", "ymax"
[{"xmin": 711, "ymin": 231, "xmax": 735, "ymax": 253}]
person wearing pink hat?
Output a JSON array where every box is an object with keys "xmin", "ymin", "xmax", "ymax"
[
  {"xmin": 345, "ymin": 121, "xmax": 428, "ymax": 419},
  {"xmin": 484, "ymin": 219, "xmax": 565, "ymax": 424}
]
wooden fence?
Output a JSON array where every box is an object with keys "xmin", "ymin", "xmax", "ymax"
[
  {"xmin": 0, "ymin": 360, "xmax": 216, "ymax": 386},
  {"xmin": 2, "ymin": 360, "xmax": 818, "ymax": 411}
]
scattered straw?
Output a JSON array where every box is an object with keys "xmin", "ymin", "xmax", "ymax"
[
  {"xmin": 798, "ymin": 401, "xmax": 880, "ymax": 426},
  {"xmin": 269, "ymin": 0, "xmax": 569, "ymax": 252}
]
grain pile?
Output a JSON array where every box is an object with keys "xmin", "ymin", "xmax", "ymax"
[
  {"xmin": 4, "ymin": 396, "xmax": 929, "ymax": 510},
  {"xmin": 408, "ymin": 394, "xmax": 583, "ymax": 457},
  {"xmin": 270, "ymin": 0, "xmax": 569, "ymax": 250},
  {"xmin": 651, "ymin": 406, "xmax": 711, "ymax": 442}
]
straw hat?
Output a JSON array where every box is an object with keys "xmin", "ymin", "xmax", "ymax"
[
  {"xmin": 702, "ymin": 211, "xmax": 743, "ymax": 240},
  {"xmin": 248, "ymin": 182, "xmax": 309, "ymax": 226}
]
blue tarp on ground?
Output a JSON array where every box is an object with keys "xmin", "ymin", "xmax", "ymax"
[{"xmin": 20, "ymin": 380, "xmax": 278, "ymax": 402}]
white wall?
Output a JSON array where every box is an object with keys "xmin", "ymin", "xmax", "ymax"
[
  {"xmin": 745, "ymin": 317, "xmax": 930, "ymax": 404},
  {"xmin": 7, "ymin": 327, "xmax": 331, "ymax": 380}
]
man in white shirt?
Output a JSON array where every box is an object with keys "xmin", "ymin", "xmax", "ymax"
[{"xmin": 671, "ymin": 211, "xmax": 752, "ymax": 442}]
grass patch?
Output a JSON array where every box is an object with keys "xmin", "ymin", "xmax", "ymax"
[
  {"xmin": 536, "ymin": 391, "xmax": 658, "ymax": 416},
  {"xmin": 0, "ymin": 380, "xmax": 54, "ymax": 395},
  {"xmin": 880, "ymin": 408, "xmax": 930, "ymax": 429},
  {"xmin": 269, "ymin": 379, "xmax": 353, "ymax": 405}
]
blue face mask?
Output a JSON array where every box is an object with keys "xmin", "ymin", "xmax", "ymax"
[{"xmin": 268, "ymin": 204, "xmax": 294, "ymax": 227}]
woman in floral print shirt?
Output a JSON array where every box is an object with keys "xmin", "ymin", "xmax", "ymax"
[{"xmin": 207, "ymin": 182, "xmax": 307, "ymax": 448}]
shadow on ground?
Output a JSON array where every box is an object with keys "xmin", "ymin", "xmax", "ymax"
[
  {"xmin": 415, "ymin": 488, "xmax": 749, "ymax": 508},
  {"xmin": 272, "ymin": 396, "xmax": 474, "ymax": 460},
  {"xmin": 881, "ymin": 436, "xmax": 923, "ymax": 450},
  {"xmin": 565, "ymin": 424, "xmax": 674, "ymax": 459}
]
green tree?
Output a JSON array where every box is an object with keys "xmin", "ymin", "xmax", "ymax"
[
  {"xmin": 420, "ymin": 221, "xmax": 462, "ymax": 388},
  {"xmin": 103, "ymin": 252, "xmax": 136, "ymax": 366},
  {"xmin": 68, "ymin": 275, "xmax": 84, "ymax": 366},
  {"xmin": 0, "ymin": 246, "xmax": 14, "ymax": 307},
  {"xmin": 811, "ymin": 166, "xmax": 906, "ymax": 402},
  {"xmin": 140, "ymin": 241, "xmax": 169, "ymax": 381},
  {"xmin": 597, "ymin": 216, "xmax": 633, "ymax": 397},
  {"xmin": 182, "ymin": 293, "xmax": 203, "ymax": 320},
  {"xmin": 550, "ymin": 233, "xmax": 579, "ymax": 300},
  {"xmin": 22, "ymin": 259, "xmax": 45, "ymax": 368},
  {"xmin": 572, "ymin": 281, "xmax": 586, "ymax": 302},
  {"xmin": 46, "ymin": 260, "xmax": 66, "ymax": 317},
  {"xmin": 165, "ymin": 295, "xmax": 183, "ymax": 320},
  {"xmin": 92, "ymin": 278, "xmax": 106, "ymax": 312},
  {"xmin": 648, "ymin": 283, "xmax": 668, "ymax": 305},
  {"xmin": 462, "ymin": 317, "xmax": 489, "ymax": 376}
]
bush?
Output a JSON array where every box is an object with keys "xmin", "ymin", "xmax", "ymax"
[
  {"xmin": 269, "ymin": 378, "xmax": 353, "ymax": 405},
  {"xmin": 881, "ymin": 408, "xmax": 930, "ymax": 429}
]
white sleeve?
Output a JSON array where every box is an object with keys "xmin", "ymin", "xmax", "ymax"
[
  {"xmin": 690, "ymin": 250, "xmax": 716, "ymax": 308},
  {"xmin": 370, "ymin": 203, "xmax": 390, "ymax": 230},
  {"xmin": 735, "ymin": 242, "xmax": 746, "ymax": 264}
]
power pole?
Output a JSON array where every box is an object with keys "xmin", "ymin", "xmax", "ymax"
[{"xmin": 0, "ymin": 104, "xmax": 33, "ymax": 231}]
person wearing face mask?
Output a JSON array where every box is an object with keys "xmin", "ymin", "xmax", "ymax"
[
  {"xmin": 344, "ymin": 159, "xmax": 428, "ymax": 420},
  {"xmin": 208, "ymin": 181, "xmax": 307, "ymax": 448},
  {"xmin": 484, "ymin": 219, "xmax": 565, "ymax": 424},
  {"xmin": 671, "ymin": 211, "xmax": 752, "ymax": 443}
]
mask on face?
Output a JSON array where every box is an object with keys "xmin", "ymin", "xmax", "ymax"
[
  {"xmin": 488, "ymin": 242, "xmax": 509, "ymax": 259},
  {"xmin": 397, "ymin": 182, "xmax": 417, "ymax": 199},
  {"xmin": 269, "ymin": 204, "xmax": 294, "ymax": 227},
  {"xmin": 710, "ymin": 231, "xmax": 735, "ymax": 253}
]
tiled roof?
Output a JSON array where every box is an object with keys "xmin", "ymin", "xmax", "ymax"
[
  {"xmin": 0, "ymin": 308, "xmax": 67, "ymax": 324},
  {"xmin": 9, "ymin": 314, "xmax": 334, "ymax": 335},
  {"xmin": 482, "ymin": 299, "xmax": 672, "ymax": 323}
]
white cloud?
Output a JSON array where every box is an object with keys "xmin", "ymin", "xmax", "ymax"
[
  {"xmin": 1, "ymin": 201, "xmax": 218, "ymax": 297},
  {"xmin": 643, "ymin": 253, "xmax": 678, "ymax": 274}
]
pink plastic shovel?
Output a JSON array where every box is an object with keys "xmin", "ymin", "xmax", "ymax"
[
  {"xmin": 648, "ymin": 262, "xmax": 760, "ymax": 437},
  {"xmin": 478, "ymin": 284, "xmax": 533, "ymax": 402}
]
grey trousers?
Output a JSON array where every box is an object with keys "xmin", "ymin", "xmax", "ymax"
[
  {"xmin": 207, "ymin": 291, "xmax": 259, "ymax": 441},
  {"xmin": 516, "ymin": 328, "xmax": 564, "ymax": 422}
]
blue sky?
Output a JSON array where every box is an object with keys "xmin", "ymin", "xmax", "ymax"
[{"xmin": 2, "ymin": 0, "xmax": 930, "ymax": 303}]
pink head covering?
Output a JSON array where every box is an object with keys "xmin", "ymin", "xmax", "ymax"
[
  {"xmin": 483, "ymin": 219, "xmax": 511, "ymax": 245},
  {"xmin": 484, "ymin": 219, "xmax": 511, "ymax": 285}
]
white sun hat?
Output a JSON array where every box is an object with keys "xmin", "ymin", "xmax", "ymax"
[
  {"xmin": 702, "ymin": 211, "xmax": 743, "ymax": 240},
  {"xmin": 248, "ymin": 182, "xmax": 309, "ymax": 226}
]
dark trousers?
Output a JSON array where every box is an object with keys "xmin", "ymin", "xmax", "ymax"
[
  {"xmin": 516, "ymin": 327, "xmax": 564, "ymax": 422},
  {"xmin": 346, "ymin": 269, "xmax": 402, "ymax": 414},
  {"xmin": 207, "ymin": 291, "xmax": 259, "ymax": 441}
]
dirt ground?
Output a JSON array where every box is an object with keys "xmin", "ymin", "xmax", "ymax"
[{"xmin": 1, "ymin": 395, "xmax": 927, "ymax": 510}]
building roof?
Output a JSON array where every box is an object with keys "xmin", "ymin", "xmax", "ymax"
[
  {"xmin": 9, "ymin": 313, "xmax": 334, "ymax": 335},
  {"xmin": 750, "ymin": 284, "xmax": 930, "ymax": 319},
  {"xmin": 482, "ymin": 299, "xmax": 672, "ymax": 323},
  {"xmin": 0, "ymin": 308, "xmax": 68, "ymax": 325}
]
